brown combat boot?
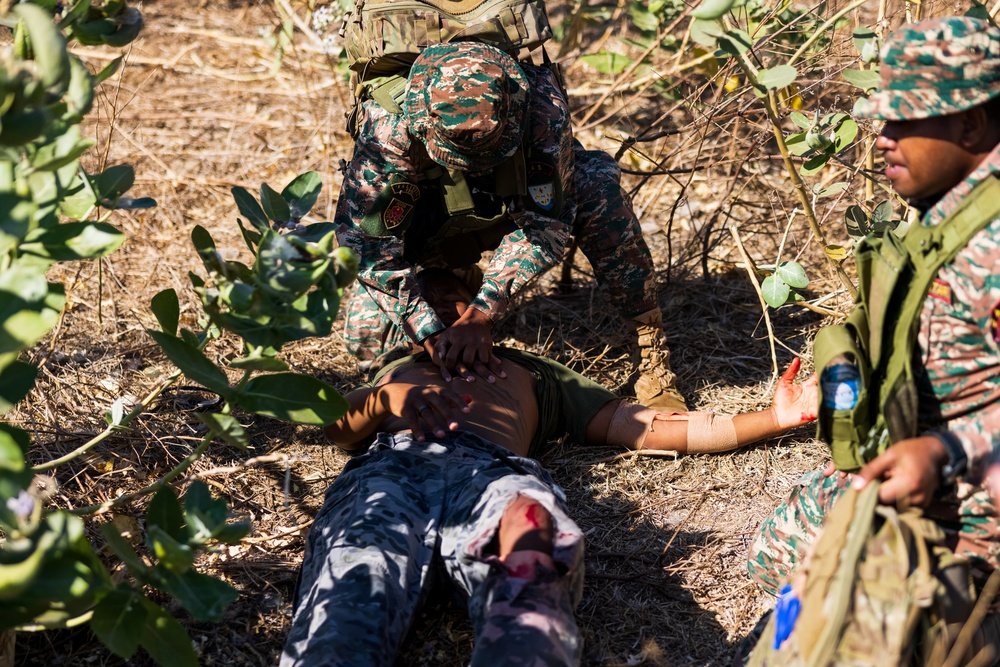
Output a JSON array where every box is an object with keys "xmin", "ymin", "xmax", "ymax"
[{"xmin": 630, "ymin": 308, "xmax": 688, "ymax": 412}]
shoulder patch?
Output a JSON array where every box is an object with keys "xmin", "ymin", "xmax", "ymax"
[
  {"xmin": 990, "ymin": 299, "xmax": 1000, "ymax": 344},
  {"xmin": 360, "ymin": 177, "xmax": 422, "ymax": 236},
  {"xmin": 526, "ymin": 159, "xmax": 562, "ymax": 215},
  {"xmin": 928, "ymin": 278, "xmax": 952, "ymax": 305}
]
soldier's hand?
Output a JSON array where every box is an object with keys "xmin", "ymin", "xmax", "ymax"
[
  {"xmin": 377, "ymin": 383, "xmax": 472, "ymax": 441},
  {"xmin": 427, "ymin": 307, "xmax": 505, "ymax": 383},
  {"xmin": 851, "ymin": 436, "xmax": 949, "ymax": 507},
  {"xmin": 770, "ymin": 358, "xmax": 818, "ymax": 430}
]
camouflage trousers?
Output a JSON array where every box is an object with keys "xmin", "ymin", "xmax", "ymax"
[
  {"xmin": 343, "ymin": 141, "xmax": 659, "ymax": 361},
  {"xmin": 748, "ymin": 469, "xmax": 1000, "ymax": 597},
  {"xmin": 280, "ymin": 431, "xmax": 585, "ymax": 667}
]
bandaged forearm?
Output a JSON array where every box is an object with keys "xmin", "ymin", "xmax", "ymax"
[{"xmin": 605, "ymin": 402, "xmax": 739, "ymax": 454}]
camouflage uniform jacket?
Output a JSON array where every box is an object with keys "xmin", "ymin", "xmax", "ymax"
[
  {"xmin": 914, "ymin": 142, "xmax": 1000, "ymax": 484},
  {"xmin": 336, "ymin": 64, "xmax": 574, "ymax": 345}
]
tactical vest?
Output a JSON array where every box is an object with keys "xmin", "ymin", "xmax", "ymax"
[{"xmin": 815, "ymin": 174, "xmax": 1000, "ymax": 471}]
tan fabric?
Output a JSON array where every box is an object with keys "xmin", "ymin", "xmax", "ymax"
[
  {"xmin": 685, "ymin": 412, "xmax": 737, "ymax": 454},
  {"xmin": 606, "ymin": 402, "xmax": 656, "ymax": 450}
]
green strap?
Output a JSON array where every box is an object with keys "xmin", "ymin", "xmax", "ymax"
[
  {"xmin": 877, "ymin": 174, "xmax": 1000, "ymax": 445},
  {"xmin": 440, "ymin": 168, "xmax": 476, "ymax": 216},
  {"xmin": 366, "ymin": 74, "xmax": 408, "ymax": 114}
]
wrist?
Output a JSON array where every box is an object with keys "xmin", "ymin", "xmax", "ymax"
[{"xmin": 926, "ymin": 430, "xmax": 967, "ymax": 486}]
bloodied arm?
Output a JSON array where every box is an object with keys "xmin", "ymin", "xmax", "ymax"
[{"xmin": 583, "ymin": 359, "xmax": 818, "ymax": 454}]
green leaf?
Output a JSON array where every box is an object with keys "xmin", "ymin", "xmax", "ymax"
[
  {"xmin": 260, "ymin": 183, "xmax": 291, "ymax": 224},
  {"xmin": 229, "ymin": 354, "xmax": 288, "ymax": 372},
  {"xmin": 100, "ymin": 523, "xmax": 149, "ymax": 577},
  {"xmin": 800, "ymin": 154, "xmax": 830, "ymax": 176},
  {"xmin": 147, "ymin": 330, "xmax": 232, "ymax": 397},
  {"xmin": 231, "ymin": 187, "xmax": 269, "ymax": 233},
  {"xmin": 0, "ymin": 361, "xmax": 37, "ymax": 415},
  {"xmin": 757, "ymin": 65, "xmax": 797, "ymax": 91},
  {"xmin": 0, "ymin": 424, "xmax": 30, "ymax": 472},
  {"xmin": 13, "ymin": 4, "xmax": 70, "ymax": 91},
  {"xmin": 91, "ymin": 587, "xmax": 146, "ymax": 659},
  {"xmin": 183, "ymin": 480, "xmax": 233, "ymax": 543},
  {"xmin": 841, "ymin": 68, "xmax": 880, "ymax": 91},
  {"xmin": 212, "ymin": 522, "xmax": 251, "ymax": 544},
  {"xmin": 0, "ymin": 269, "xmax": 64, "ymax": 355},
  {"xmin": 852, "ymin": 27, "xmax": 877, "ymax": 54},
  {"xmin": 579, "ymin": 51, "xmax": 633, "ymax": 75},
  {"xmin": 20, "ymin": 222, "xmax": 125, "ymax": 261},
  {"xmin": 138, "ymin": 599, "xmax": 199, "ymax": 667},
  {"xmin": 813, "ymin": 181, "xmax": 847, "ymax": 198},
  {"xmin": 195, "ymin": 412, "xmax": 249, "ymax": 450},
  {"xmin": 833, "ymin": 119, "xmax": 859, "ymax": 151},
  {"xmin": 281, "ymin": 171, "xmax": 322, "ymax": 220},
  {"xmin": 845, "ymin": 205, "xmax": 868, "ymax": 237},
  {"xmin": 148, "ymin": 525, "xmax": 194, "ymax": 574},
  {"xmin": 761, "ymin": 275, "xmax": 791, "ymax": 308},
  {"xmin": 150, "ymin": 289, "xmax": 179, "ymax": 337},
  {"xmin": 236, "ymin": 373, "xmax": 348, "ymax": 425},
  {"xmin": 789, "ymin": 112, "xmax": 812, "ymax": 130},
  {"xmin": 775, "ymin": 261, "xmax": 808, "ymax": 289},
  {"xmin": 718, "ymin": 29, "xmax": 752, "ymax": 56},
  {"xmin": 159, "ymin": 569, "xmax": 238, "ymax": 622},
  {"xmin": 689, "ymin": 18, "xmax": 725, "ymax": 46},
  {"xmin": 872, "ymin": 200, "xmax": 894, "ymax": 225},
  {"xmin": 93, "ymin": 165, "xmax": 135, "ymax": 201},
  {"xmin": 691, "ymin": 0, "xmax": 738, "ymax": 20},
  {"xmin": 784, "ymin": 132, "xmax": 811, "ymax": 156},
  {"xmin": 825, "ymin": 244, "xmax": 849, "ymax": 262},
  {"xmin": 110, "ymin": 197, "xmax": 157, "ymax": 210},
  {"xmin": 236, "ymin": 217, "xmax": 262, "ymax": 253},
  {"xmin": 147, "ymin": 486, "xmax": 187, "ymax": 543},
  {"xmin": 94, "ymin": 56, "xmax": 123, "ymax": 85}
]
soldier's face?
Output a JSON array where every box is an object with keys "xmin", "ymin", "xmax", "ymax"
[{"xmin": 876, "ymin": 113, "xmax": 980, "ymax": 201}]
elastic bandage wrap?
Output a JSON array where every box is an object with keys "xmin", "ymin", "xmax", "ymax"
[
  {"xmin": 685, "ymin": 411, "xmax": 737, "ymax": 453},
  {"xmin": 607, "ymin": 402, "xmax": 658, "ymax": 450},
  {"xmin": 606, "ymin": 402, "xmax": 737, "ymax": 453}
]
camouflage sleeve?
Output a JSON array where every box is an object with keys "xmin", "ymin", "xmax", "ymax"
[
  {"xmin": 335, "ymin": 101, "xmax": 444, "ymax": 344},
  {"xmin": 471, "ymin": 65, "xmax": 577, "ymax": 319},
  {"xmin": 920, "ymin": 218, "xmax": 1000, "ymax": 483}
]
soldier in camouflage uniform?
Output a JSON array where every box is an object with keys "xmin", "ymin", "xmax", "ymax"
[
  {"xmin": 748, "ymin": 17, "xmax": 1000, "ymax": 599},
  {"xmin": 336, "ymin": 40, "xmax": 686, "ymax": 411},
  {"xmin": 282, "ymin": 270, "xmax": 817, "ymax": 666}
]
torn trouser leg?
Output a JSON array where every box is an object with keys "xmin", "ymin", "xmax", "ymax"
[{"xmin": 282, "ymin": 431, "xmax": 584, "ymax": 667}]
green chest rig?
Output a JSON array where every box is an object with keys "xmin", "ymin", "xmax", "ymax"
[{"xmin": 816, "ymin": 174, "xmax": 1000, "ymax": 471}]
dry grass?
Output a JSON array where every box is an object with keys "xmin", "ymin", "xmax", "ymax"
[{"xmin": 8, "ymin": 0, "xmax": 959, "ymax": 664}]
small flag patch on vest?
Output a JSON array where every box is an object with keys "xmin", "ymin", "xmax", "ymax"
[
  {"xmin": 928, "ymin": 278, "xmax": 952, "ymax": 305},
  {"xmin": 384, "ymin": 199, "xmax": 413, "ymax": 229}
]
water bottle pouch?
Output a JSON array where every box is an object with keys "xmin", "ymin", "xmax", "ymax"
[{"xmin": 815, "ymin": 323, "xmax": 871, "ymax": 472}]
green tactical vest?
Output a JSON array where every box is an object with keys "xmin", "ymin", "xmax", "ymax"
[{"xmin": 815, "ymin": 174, "xmax": 1000, "ymax": 471}]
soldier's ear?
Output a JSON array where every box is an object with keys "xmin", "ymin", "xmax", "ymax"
[{"xmin": 958, "ymin": 105, "xmax": 992, "ymax": 151}]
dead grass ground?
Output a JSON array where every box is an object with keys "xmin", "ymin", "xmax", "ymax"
[{"xmin": 8, "ymin": 0, "xmax": 957, "ymax": 664}]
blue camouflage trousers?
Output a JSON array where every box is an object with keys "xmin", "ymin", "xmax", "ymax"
[{"xmin": 281, "ymin": 431, "xmax": 585, "ymax": 667}]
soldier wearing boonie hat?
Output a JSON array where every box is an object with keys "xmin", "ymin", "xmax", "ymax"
[
  {"xmin": 335, "ymin": 39, "xmax": 688, "ymax": 412},
  {"xmin": 744, "ymin": 17, "xmax": 1000, "ymax": 661}
]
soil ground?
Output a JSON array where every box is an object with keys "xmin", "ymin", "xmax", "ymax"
[{"xmin": 10, "ymin": 0, "xmax": 945, "ymax": 664}]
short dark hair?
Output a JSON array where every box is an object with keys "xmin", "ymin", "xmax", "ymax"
[{"xmin": 415, "ymin": 268, "xmax": 473, "ymax": 301}]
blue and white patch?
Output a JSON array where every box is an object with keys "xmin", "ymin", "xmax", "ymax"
[{"xmin": 528, "ymin": 182, "xmax": 555, "ymax": 211}]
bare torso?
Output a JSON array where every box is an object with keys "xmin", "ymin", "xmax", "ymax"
[{"xmin": 377, "ymin": 360, "xmax": 540, "ymax": 457}]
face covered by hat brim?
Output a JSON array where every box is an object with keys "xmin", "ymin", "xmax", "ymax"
[{"xmin": 404, "ymin": 42, "xmax": 531, "ymax": 172}]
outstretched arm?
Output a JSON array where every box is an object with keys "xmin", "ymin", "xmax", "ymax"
[
  {"xmin": 587, "ymin": 358, "xmax": 818, "ymax": 454},
  {"xmin": 324, "ymin": 382, "xmax": 472, "ymax": 453}
]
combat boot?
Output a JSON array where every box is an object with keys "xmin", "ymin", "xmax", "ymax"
[{"xmin": 630, "ymin": 308, "xmax": 688, "ymax": 412}]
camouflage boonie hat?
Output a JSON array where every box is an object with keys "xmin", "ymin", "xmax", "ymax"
[
  {"xmin": 854, "ymin": 16, "xmax": 1000, "ymax": 120},
  {"xmin": 404, "ymin": 42, "xmax": 530, "ymax": 172}
]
